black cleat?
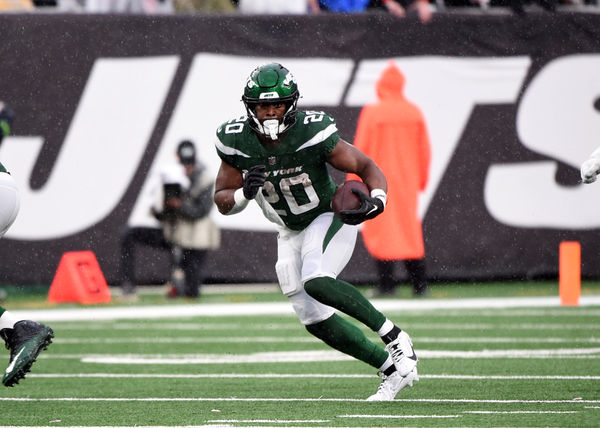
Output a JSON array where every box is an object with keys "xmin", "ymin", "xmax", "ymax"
[{"xmin": 1, "ymin": 320, "xmax": 54, "ymax": 387}]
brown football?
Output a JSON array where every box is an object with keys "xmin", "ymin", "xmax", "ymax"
[{"xmin": 332, "ymin": 180, "xmax": 369, "ymax": 217}]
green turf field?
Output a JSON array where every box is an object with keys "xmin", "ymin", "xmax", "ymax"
[{"xmin": 0, "ymin": 282, "xmax": 598, "ymax": 427}]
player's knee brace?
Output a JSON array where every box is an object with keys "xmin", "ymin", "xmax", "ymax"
[{"xmin": 275, "ymin": 258, "xmax": 302, "ymax": 297}]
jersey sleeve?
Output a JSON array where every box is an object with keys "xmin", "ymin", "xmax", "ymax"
[
  {"xmin": 321, "ymin": 113, "xmax": 340, "ymax": 157},
  {"xmin": 214, "ymin": 117, "xmax": 251, "ymax": 169},
  {"xmin": 299, "ymin": 111, "xmax": 340, "ymax": 162}
]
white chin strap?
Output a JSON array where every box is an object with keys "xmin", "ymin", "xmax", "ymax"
[{"xmin": 262, "ymin": 119, "xmax": 281, "ymax": 140}]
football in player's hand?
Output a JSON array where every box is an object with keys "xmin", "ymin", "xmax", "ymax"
[{"xmin": 332, "ymin": 180, "xmax": 369, "ymax": 217}]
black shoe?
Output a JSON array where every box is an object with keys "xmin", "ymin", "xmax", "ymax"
[{"xmin": 0, "ymin": 320, "xmax": 54, "ymax": 387}]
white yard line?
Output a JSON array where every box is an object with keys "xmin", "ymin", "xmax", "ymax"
[
  {"xmin": 464, "ymin": 410, "xmax": 578, "ymax": 414},
  {"xmin": 205, "ymin": 420, "xmax": 329, "ymax": 424},
  {"xmin": 0, "ymin": 397, "xmax": 598, "ymax": 403},
  {"xmin": 51, "ymin": 336, "xmax": 600, "ymax": 344},
  {"xmin": 36, "ymin": 348, "xmax": 600, "ymax": 363},
  {"xmin": 50, "ymin": 321, "xmax": 600, "ymax": 331},
  {"xmin": 10, "ymin": 296, "xmax": 600, "ymax": 322},
  {"xmin": 27, "ymin": 373, "xmax": 600, "ymax": 380},
  {"xmin": 338, "ymin": 414, "xmax": 461, "ymax": 419}
]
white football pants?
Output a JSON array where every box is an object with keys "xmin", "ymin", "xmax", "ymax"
[{"xmin": 275, "ymin": 212, "xmax": 357, "ymax": 325}]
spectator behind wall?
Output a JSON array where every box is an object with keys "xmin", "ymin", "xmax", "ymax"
[
  {"xmin": 319, "ymin": 0, "xmax": 433, "ymax": 23},
  {"xmin": 85, "ymin": 0, "xmax": 174, "ymax": 13},
  {"xmin": 236, "ymin": 0, "xmax": 320, "ymax": 13},
  {"xmin": 347, "ymin": 61, "xmax": 431, "ymax": 297},
  {"xmin": 175, "ymin": 0, "xmax": 236, "ymax": 12},
  {"xmin": 0, "ymin": 0, "xmax": 33, "ymax": 10}
]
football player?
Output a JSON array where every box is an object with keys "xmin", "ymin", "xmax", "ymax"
[
  {"xmin": 0, "ymin": 102, "xmax": 54, "ymax": 387},
  {"xmin": 214, "ymin": 63, "xmax": 419, "ymax": 401}
]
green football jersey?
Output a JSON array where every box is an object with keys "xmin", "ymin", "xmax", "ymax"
[{"xmin": 215, "ymin": 110, "xmax": 340, "ymax": 231}]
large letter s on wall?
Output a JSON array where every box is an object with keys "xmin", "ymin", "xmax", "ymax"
[{"xmin": 485, "ymin": 54, "xmax": 600, "ymax": 229}]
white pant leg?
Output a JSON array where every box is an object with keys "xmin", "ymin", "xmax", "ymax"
[
  {"xmin": 301, "ymin": 212, "xmax": 357, "ymax": 283},
  {"xmin": 0, "ymin": 172, "xmax": 20, "ymax": 237},
  {"xmin": 275, "ymin": 225, "xmax": 335, "ymax": 325},
  {"xmin": 274, "ymin": 212, "xmax": 357, "ymax": 325}
]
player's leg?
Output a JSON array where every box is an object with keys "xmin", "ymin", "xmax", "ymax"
[
  {"xmin": 302, "ymin": 213, "xmax": 418, "ymax": 376},
  {"xmin": 0, "ymin": 170, "xmax": 20, "ymax": 238},
  {"xmin": 275, "ymin": 230, "xmax": 410, "ymax": 400},
  {"xmin": 0, "ymin": 164, "xmax": 54, "ymax": 386},
  {"xmin": 0, "ymin": 306, "xmax": 53, "ymax": 387},
  {"xmin": 275, "ymin": 227, "xmax": 391, "ymax": 370},
  {"xmin": 304, "ymin": 312, "xmax": 418, "ymax": 401}
]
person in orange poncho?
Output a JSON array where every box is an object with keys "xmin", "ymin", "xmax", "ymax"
[{"xmin": 348, "ymin": 61, "xmax": 431, "ymax": 296}]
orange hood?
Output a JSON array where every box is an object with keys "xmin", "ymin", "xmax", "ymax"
[{"xmin": 376, "ymin": 61, "xmax": 406, "ymax": 101}]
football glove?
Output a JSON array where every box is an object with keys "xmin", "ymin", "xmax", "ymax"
[
  {"xmin": 581, "ymin": 157, "xmax": 600, "ymax": 184},
  {"xmin": 243, "ymin": 165, "xmax": 266, "ymax": 200},
  {"xmin": 339, "ymin": 189, "xmax": 385, "ymax": 225}
]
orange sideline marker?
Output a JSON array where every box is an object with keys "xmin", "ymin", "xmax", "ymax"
[
  {"xmin": 48, "ymin": 251, "xmax": 111, "ymax": 305},
  {"xmin": 559, "ymin": 241, "xmax": 580, "ymax": 307}
]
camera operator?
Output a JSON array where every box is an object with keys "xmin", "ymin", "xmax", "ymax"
[{"xmin": 152, "ymin": 140, "xmax": 221, "ymax": 299}]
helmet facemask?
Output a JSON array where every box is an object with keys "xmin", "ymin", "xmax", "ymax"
[
  {"xmin": 244, "ymin": 97, "xmax": 299, "ymax": 140},
  {"xmin": 242, "ymin": 63, "xmax": 300, "ymax": 141}
]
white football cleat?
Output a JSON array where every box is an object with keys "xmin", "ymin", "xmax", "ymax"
[
  {"xmin": 366, "ymin": 368, "xmax": 419, "ymax": 401},
  {"xmin": 386, "ymin": 330, "xmax": 418, "ymax": 376}
]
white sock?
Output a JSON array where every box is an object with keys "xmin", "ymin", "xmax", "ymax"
[
  {"xmin": 377, "ymin": 319, "xmax": 394, "ymax": 337},
  {"xmin": 0, "ymin": 311, "xmax": 19, "ymax": 330}
]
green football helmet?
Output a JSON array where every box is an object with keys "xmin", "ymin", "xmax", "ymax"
[{"xmin": 242, "ymin": 63, "xmax": 300, "ymax": 140}]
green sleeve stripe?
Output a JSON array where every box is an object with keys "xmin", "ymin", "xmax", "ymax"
[
  {"xmin": 295, "ymin": 124, "xmax": 338, "ymax": 152},
  {"xmin": 215, "ymin": 138, "xmax": 251, "ymax": 158}
]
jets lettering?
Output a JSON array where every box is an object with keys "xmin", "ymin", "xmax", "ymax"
[{"xmin": 3, "ymin": 54, "xmax": 599, "ymax": 238}]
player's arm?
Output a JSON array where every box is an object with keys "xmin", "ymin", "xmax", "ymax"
[
  {"xmin": 328, "ymin": 139, "xmax": 387, "ymax": 193},
  {"xmin": 580, "ymin": 146, "xmax": 600, "ymax": 184},
  {"xmin": 214, "ymin": 160, "xmax": 267, "ymax": 215},
  {"xmin": 327, "ymin": 139, "xmax": 388, "ymax": 225}
]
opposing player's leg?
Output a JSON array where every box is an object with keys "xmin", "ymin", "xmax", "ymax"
[
  {"xmin": 0, "ymin": 307, "xmax": 54, "ymax": 387},
  {"xmin": 0, "ymin": 170, "xmax": 20, "ymax": 237},
  {"xmin": 301, "ymin": 213, "xmax": 418, "ymax": 377}
]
